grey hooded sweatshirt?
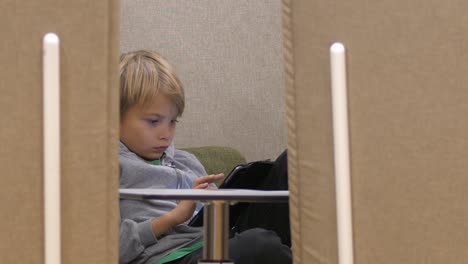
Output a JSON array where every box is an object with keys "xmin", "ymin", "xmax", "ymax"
[{"xmin": 119, "ymin": 142, "xmax": 208, "ymax": 264}]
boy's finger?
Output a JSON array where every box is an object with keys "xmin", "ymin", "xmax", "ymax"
[
  {"xmin": 194, "ymin": 182, "xmax": 209, "ymax": 189},
  {"xmin": 196, "ymin": 173, "xmax": 224, "ymax": 184},
  {"xmin": 206, "ymin": 173, "xmax": 224, "ymax": 183},
  {"xmin": 211, "ymin": 173, "xmax": 224, "ymax": 179}
]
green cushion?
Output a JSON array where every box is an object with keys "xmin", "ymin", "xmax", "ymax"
[{"xmin": 181, "ymin": 146, "xmax": 246, "ymax": 185}]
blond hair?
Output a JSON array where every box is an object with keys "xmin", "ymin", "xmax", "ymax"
[{"xmin": 119, "ymin": 50, "xmax": 185, "ymax": 117}]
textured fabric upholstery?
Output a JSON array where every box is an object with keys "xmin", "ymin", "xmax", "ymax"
[{"xmin": 120, "ymin": 0, "xmax": 286, "ymax": 162}]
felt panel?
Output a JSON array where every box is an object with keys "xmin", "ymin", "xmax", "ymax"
[
  {"xmin": 286, "ymin": 0, "xmax": 468, "ymax": 263},
  {"xmin": 0, "ymin": 0, "xmax": 119, "ymax": 263}
]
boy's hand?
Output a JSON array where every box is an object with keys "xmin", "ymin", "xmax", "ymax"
[
  {"xmin": 170, "ymin": 173, "xmax": 224, "ymax": 225},
  {"xmin": 151, "ymin": 173, "xmax": 225, "ymax": 237},
  {"xmin": 192, "ymin": 173, "xmax": 224, "ymax": 189}
]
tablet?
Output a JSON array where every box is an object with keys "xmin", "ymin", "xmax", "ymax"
[{"xmin": 188, "ymin": 159, "xmax": 273, "ymax": 227}]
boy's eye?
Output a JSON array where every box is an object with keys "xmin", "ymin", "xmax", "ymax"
[
  {"xmin": 147, "ymin": 119, "xmax": 159, "ymax": 124},
  {"xmin": 171, "ymin": 119, "xmax": 179, "ymax": 124}
]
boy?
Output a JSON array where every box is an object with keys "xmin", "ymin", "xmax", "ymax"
[{"xmin": 118, "ymin": 50, "xmax": 291, "ymax": 264}]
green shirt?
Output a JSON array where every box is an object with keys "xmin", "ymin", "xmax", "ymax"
[{"xmin": 155, "ymin": 241, "xmax": 203, "ymax": 264}]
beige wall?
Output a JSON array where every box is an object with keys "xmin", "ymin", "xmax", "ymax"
[{"xmin": 120, "ymin": 0, "xmax": 286, "ymax": 161}]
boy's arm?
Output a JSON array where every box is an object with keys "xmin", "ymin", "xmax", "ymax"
[
  {"xmin": 151, "ymin": 173, "xmax": 224, "ymax": 237},
  {"xmin": 150, "ymin": 205, "xmax": 190, "ymax": 237},
  {"xmin": 119, "ymin": 206, "xmax": 194, "ymax": 263},
  {"xmin": 119, "ymin": 174, "xmax": 225, "ymax": 264},
  {"xmin": 174, "ymin": 149, "xmax": 221, "ymax": 189},
  {"xmin": 119, "ymin": 218, "xmax": 154, "ymax": 263}
]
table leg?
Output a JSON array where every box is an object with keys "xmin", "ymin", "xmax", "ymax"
[{"xmin": 199, "ymin": 201, "xmax": 233, "ymax": 264}]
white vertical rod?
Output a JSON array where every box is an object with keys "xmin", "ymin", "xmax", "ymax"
[
  {"xmin": 43, "ymin": 32, "xmax": 61, "ymax": 264},
  {"xmin": 330, "ymin": 42, "xmax": 354, "ymax": 264}
]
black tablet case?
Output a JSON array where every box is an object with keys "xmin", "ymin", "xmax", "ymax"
[{"xmin": 188, "ymin": 160, "xmax": 274, "ymax": 227}]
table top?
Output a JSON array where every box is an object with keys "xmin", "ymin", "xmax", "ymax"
[{"xmin": 119, "ymin": 188, "xmax": 289, "ymax": 203}]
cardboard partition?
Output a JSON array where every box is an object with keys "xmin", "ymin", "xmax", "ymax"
[
  {"xmin": 0, "ymin": 0, "xmax": 119, "ymax": 263},
  {"xmin": 285, "ymin": 0, "xmax": 468, "ymax": 263}
]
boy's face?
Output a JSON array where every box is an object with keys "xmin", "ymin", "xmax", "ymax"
[{"xmin": 120, "ymin": 94, "xmax": 178, "ymax": 161}]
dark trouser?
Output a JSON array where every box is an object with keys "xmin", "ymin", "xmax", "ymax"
[
  {"xmin": 176, "ymin": 228, "xmax": 292, "ymax": 264},
  {"xmin": 233, "ymin": 150, "xmax": 290, "ymax": 247}
]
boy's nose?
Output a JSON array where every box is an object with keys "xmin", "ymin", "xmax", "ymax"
[{"xmin": 158, "ymin": 124, "xmax": 172, "ymax": 140}]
